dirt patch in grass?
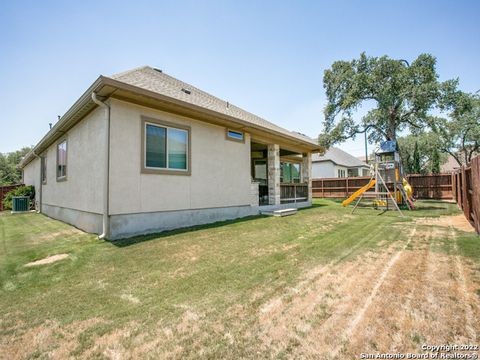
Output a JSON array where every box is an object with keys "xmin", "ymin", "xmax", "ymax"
[
  {"xmin": 120, "ymin": 293, "xmax": 141, "ymax": 304},
  {"xmin": 35, "ymin": 228, "xmax": 83, "ymax": 243},
  {"xmin": 24, "ymin": 253, "xmax": 69, "ymax": 267},
  {"xmin": 415, "ymin": 214, "xmax": 475, "ymax": 233}
]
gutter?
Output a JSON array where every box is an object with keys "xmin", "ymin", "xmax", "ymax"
[
  {"xmin": 19, "ymin": 77, "xmax": 104, "ymax": 169},
  {"xmin": 91, "ymin": 92, "xmax": 111, "ymax": 240}
]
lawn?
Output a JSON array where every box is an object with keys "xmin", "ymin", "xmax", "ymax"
[{"xmin": 1, "ymin": 199, "xmax": 479, "ymax": 359}]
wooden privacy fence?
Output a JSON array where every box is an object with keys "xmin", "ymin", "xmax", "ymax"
[
  {"xmin": 406, "ymin": 174, "xmax": 453, "ymax": 200},
  {"xmin": 0, "ymin": 184, "xmax": 23, "ymax": 211},
  {"xmin": 312, "ymin": 173, "xmax": 453, "ymax": 200},
  {"xmin": 452, "ymin": 156, "xmax": 480, "ymax": 234}
]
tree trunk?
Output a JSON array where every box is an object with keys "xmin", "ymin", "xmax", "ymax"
[
  {"xmin": 387, "ymin": 119, "xmax": 396, "ymax": 141},
  {"xmin": 385, "ymin": 109, "xmax": 398, "ymax": 141}
]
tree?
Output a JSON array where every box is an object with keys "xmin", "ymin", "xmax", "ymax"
[
  {"xmin": 398, "ymin": 133, "xmax": 447, "ymax": 174},
  {"xmin": 431, "ymin": 148, "xmax": 441, "ymax": 174},
  {"xmin": 318, "ymin": 53, "xmax": 459, "ymax": 148},
  {"xmin": 412, "ymin": 141, "xmax": 421, "ymax": 174},
  {"xmin": 434, "ymin": 93, "xmax": 480, "ymax": 166},
  {"xmin": 0, "ymin": 147, "xmax": 31, "ymax": 185}
]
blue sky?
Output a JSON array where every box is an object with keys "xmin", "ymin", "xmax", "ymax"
[{"xmin": 1, "ymin": 0, "xmax": 479, "ymax": 155}]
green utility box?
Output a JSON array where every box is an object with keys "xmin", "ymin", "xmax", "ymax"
[{"xmin": 11, "ymin": 196, "xmax": 30, "ymax": 213}]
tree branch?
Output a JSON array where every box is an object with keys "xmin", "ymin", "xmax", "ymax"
[
  {"xmin": 403, "ymin": 116, "xmax": 422, "ymax": 129},
  {"xmin": 442, "ymin": 147, "xmax": 462, "ymax": 166}
]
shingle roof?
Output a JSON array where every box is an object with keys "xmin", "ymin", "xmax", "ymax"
[
  {"xmin": 312, "ymin": 147, "xmax": 368, "ymax": 167},
  {"xmin": 108, "ymin": 66, "xmax": 318, "ymax": 146}
]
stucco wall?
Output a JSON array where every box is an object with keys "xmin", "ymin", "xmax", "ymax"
[
  {"xmin": 22, "ymin": 157, "xmax": 41, "ymax": 208},
  {"xmin": 334, "ymin": 165, "xmax": 348, "ymax": 178},
  {"xmin": 38, "ymin": 107, "xmax": 107, "ymax": 214},
  {"xmin": 108, "ymin": 99, "xmax": 252, "ymax": 215},
  {"xmin": 312, "ymin": 161, "xmax": 335, "ymax": 178}
]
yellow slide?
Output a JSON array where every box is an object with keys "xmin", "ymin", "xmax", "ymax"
[{"xmin": 342, "ymin": 179, "xmax": 376, "ymax": 207}]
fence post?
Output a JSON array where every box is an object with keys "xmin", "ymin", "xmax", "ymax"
[
  {"xmin": 459, "ymin": 172, "xmax": 463, "ymax": 209},
  {"xmin": 461, "ymin": 166, "xmax": 470, "ymax": 223},
  {"xmin": 472, "ymin": 157, "xmax": 480, "ymax": 233},
  {"xmin": 460, "ymin": 172, "xmax": 463, "ymax": 208},
  {"xmin": 451, "ymin": 173, "xmax": 455, "ymax": 202}
]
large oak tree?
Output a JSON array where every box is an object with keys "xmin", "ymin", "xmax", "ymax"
[{"xmin": 318, "ymin": 53, "xmax": 459, "ymax": 147}]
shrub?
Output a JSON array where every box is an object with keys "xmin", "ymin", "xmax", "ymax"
[{"xmin": 2, "ymin": 185, "xmax": 35, "ymax": 210}]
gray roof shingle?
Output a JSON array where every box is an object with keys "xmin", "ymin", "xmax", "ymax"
[
  {"xmin": 109, "ymin": 66, "xmax": 318, "ymax": 146},
  {"xmin": 312, "ymin": 147, "xmax": 368, "ymax": 167}
]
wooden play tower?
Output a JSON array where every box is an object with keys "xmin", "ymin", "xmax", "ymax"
[{"xmin": 342, "ymin": 140, "xmax": 415, "ymax": 216}]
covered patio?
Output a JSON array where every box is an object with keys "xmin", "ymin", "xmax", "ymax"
[{"xmin": 251, "ymin": 141, "xmax": 312, "ymax": 207}]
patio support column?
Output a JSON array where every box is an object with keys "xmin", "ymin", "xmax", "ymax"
[
  {"xmin": 267, "ymin": 144, "xmax": 281, "ymax": 205},
  {"xmin": 302, "ymin": 152, "xmax": 312, "ymax": 202}
]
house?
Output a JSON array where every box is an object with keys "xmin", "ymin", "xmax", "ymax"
[
  {"xmin": 440, "ymin": 154, "xmax": 462, "ymax": 173},
  {"xmin": 312, "ymin": 147, "xmax": 370, "ymax": 178},
  {"xmin": 20, "ymin": 66, "xmax": 322, "ymax": 239}
]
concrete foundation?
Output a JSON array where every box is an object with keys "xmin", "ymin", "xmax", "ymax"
[
  {"xmin": 40, "ymin": 201, "xmax": 312, "ymax": 241},
  {"xmin": 41, "ymin": 203, "xmax": 103, "ymax": 234},
  {"xmin": 259, "ymin": 200, "xmax": 312, "ymax": 213},
  {"xmin": 108, "ymin": 205, "xmax": 259, "ymax": 240}
]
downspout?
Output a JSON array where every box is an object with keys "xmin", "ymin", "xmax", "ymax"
[
  {"xmin": 91, "ymin": 92, "xmax": 111, "ymax": 240},
  {"xmin": 32, "ymin": 151, "xmax": 42, "ymax": 213}
]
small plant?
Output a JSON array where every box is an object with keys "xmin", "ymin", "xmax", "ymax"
[
  {"xmin": 411, "ymin": 332, "xmax": 425, "ymax": 345},
  {"xmin": 2, "ymin": 185, "xmax": 35, "ymax": 210}
]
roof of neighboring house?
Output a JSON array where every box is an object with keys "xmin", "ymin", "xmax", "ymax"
[
  {"xmin": 312, "ymin": 147, "xmax": 369, "ymax": 168},
  {"xmin": 440, "ymin": 154, "xmax": 461, "ymax": 173},
  {"xmin": 19, "ymin": 66, "xmax": 322, "ymax": 168}
]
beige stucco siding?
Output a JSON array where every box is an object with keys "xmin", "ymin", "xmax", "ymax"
[
  {"xmin": 39, "ymin": 107, "xmax": 107, "ymax": 214},
  {"xmin": 109, "ymin": 99, "xmax": 252, "ymax": 215},
  {"xmin": 22, "ymin": 157, "xmax": 41, "ymax": 206}
]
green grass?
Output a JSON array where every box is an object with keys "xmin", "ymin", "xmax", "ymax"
[{"xmin": 0, "ymin": 199, "xmax": 478, "ymax": 358}]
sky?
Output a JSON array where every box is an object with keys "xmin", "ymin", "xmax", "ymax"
[{"xmin": 1, "ymin": 0, "xmax": 479, "ymax": 155}]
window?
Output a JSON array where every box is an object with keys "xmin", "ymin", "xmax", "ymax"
[
  {"xmin": 142, "ymin": 118, "xmax": 190, "ymax": 174},
  {"xmin": 292, "ymin": 163, "xmax": 301, "ymax": 183},
  {"xmin": 254, "ymin": 160, "xmax": 267, "ymax": 184},
  {"xmin": 56, "ymin": 140, "xmax": 67, "ymax": 180},
  {"xmin": 337, "ymin": 169, "xmax": 346, "ymax": 178},
  {"xmin": 226, "ymin": 129, "xmax": 244, "ymax": 142},
  {"xmin": 41, "ymin": 156, "xmax": 47, "ymax": 184},
  {"xmin": 280, "ymin": 162, "xmax": 301, "ymax": 183},
  {"xmin": 348, "ymin": 168, "xmax": 359, "ymax": 177}
]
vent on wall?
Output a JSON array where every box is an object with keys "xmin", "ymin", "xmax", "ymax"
[{"xmin": 181, "ymin": 88, "xmax": 191, "ymax": 95}]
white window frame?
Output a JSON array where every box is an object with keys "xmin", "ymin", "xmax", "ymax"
[
  {"xmin": 56, "ymin": 139, "xmax": 68, "ymax": 181},
  {"xmin": 225, "ymin": 129, "xmax": 245, "ymax": 143}
]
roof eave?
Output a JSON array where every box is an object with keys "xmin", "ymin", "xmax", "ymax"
[{"xmin": 19, "ymin": 76, "xmax": 106, "ymax": 168}]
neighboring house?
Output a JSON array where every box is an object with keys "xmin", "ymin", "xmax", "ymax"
[
  {"xmin": 440, "ymin": 154, "xmax": 462, "ymax": 173},
  {"xmin": 312, "ymin": 147, "xmax": 370, "ymax": 178},
  {"xmin": 20, "ymin": 66, "xmax": 321, "ymax": 239}
]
